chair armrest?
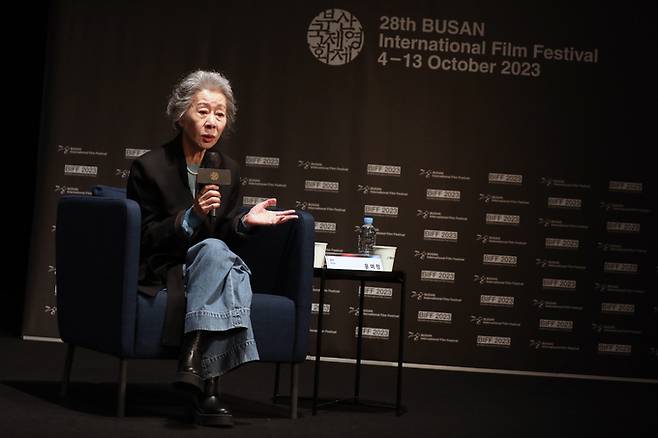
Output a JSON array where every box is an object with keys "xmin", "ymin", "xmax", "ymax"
[
  {"xmin": 56, "ymin": 196, "xmax": 141, "ymax": 357},
  {"xmin": 231, "ymin": 210, "xmax": 315, "ymax": 360}
]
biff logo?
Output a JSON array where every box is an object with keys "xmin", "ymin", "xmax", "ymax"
[
  {"xmin": 483, "ymin": 254, "xmax": 517, "ymax": 266},
  {"xmin": 608, "ymin": 181, "xmax": 642, "ymax": 193},
  {"xmin": 426, "ymin": 189, "xmax": 461, "ymax": 201},
  {"xmin": 480, "ymin": 294, "xmax": 514, "ymax": 307},
  {"xmin": 603, "ymin": 262, "xmax": 638, "ymax": 274},
  {"xmin": 542, "ymin": 278, "xmax": 577, "ymax": 290},
  {"xmin": 364, "ymin": 204, "xmax": 398, "ymax": 218},
  {"xmin": 485, "ymin": 213, "xmax": 520, "ymax": 226},
  {"xmin": 315, "ymin": 221, "xmax": 337, "ymax": 233},
  {"xmin": 606, "ymin": 221, "xmax": 640, "ymax": 233},
  {"xmin": 423, "ymin": 229, "xmax": 458, "ymax": 242},
  {"xmin": 545, "ymin": 237, "xmax": 579, "ymax": 250},
  {"xmin": 488, "ymin": 172, "xmax": 523, "ymax": 185},
  {"xmin": 245, "ymin": 155, "xmax": 280, "ymax": 168},
  {"xmin": 598, "ymin": 343, "xmax": 632, "ymax": 355},
  {"xmin": 539, "ymin": 319, "xmax": 573, "ymax": 331},
  {"xmin": 476, "ymin": 335, "xmax": 511, "ymax": 348},
  {"xmin": 547, "ymin": 197, "xmax": 582, "ymax": 209},
  {"xmin": 421, "ymin": 270, "xmax": 455, "ymax": 283},
  {"xmin": 367, "ymin": 164, "xmax": 401, "ymax": 176},
  {"xmin": 601, "ymin": 302, "xmax": 635, "ymax": 314},
  {"xmin": 305, "ymin": 180, "xmax": 339, "ymax": 192},
  {"xmin": 417, "ymin": 311, "xmax": 452, "ymax": 323},
  {"xmin": 64, "ymin": 164, "xmax": 98, "ymax": 177},
  {"xmin": 356, "ymin": 326, "xmax": 389, "ymax": 339}
]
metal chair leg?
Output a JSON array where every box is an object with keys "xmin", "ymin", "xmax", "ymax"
[
  {"xmin": 290, "ymin": 363, "xmax": 299, "ymax": 419},
  {"xmin": 60, "ymin": 344, "xmax": 75, "ymax": 398},
  {"xmin": 117, "ymin": 359, "xmax": 128, "ymax": 417}
]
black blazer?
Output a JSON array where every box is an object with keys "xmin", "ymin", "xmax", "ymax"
[{"xmin": 127, "ymin": 134, "xmax": 244, "ymax": 294}]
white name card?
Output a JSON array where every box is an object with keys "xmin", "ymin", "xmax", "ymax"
[{"xmin": 325, "ymin": 254, "xmax": 384, "ymax": 271}]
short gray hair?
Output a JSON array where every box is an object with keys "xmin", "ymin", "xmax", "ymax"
[{"xmin": 166, "ymin": 70, "xmax": 237, "ymax": 131}]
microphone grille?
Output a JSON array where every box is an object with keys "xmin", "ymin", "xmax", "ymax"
[{"xmin": 203, "ymin": 151, "xmax": 221, "ymax": 168}]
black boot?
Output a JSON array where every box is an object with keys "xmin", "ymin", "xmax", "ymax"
[
  {"xmin": 193, "ymin": 376, "xmax": 233, "ymax": 427},
  {"xmin": 174, "ymin": 330, "xmax": 204, "ymax": 392}
]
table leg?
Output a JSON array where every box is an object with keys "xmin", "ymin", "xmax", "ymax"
[
  {"xmin": 354, "ymin": 279, "xmax": 366, "ymax": 403},
  {"xmin": 396, "ymin": 275, "xmax": 406, "ymax": 415},
  {"xmin": 312, "ymin": 270, "xmax": 327, "ymax": 415}
]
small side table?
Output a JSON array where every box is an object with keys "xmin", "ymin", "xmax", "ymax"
[{"xmin": 312, "ymin": 267, "xmax": 407, "ymax": 415}]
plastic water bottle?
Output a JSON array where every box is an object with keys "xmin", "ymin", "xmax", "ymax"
[{"xmin": 357, "ymin": 216, "xmax": 376, "ymax": 255}]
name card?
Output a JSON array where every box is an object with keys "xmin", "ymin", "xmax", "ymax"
[{"xmin": 325, "ymin": 254, "xmax": 384, "ymax": 271}]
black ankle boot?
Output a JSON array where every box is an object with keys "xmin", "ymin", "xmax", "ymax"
[
  {"xmin": 174, "ymin": 330, "xmax": 204, "ymax": 392},
  {"xmin": 193, "ymin": 376, "xmax": 233, "ymax": 427}
]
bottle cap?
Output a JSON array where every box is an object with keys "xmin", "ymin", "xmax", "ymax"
[{"xmin": 363, "ymin": 216, "xmax": 373, "ymax": 225}]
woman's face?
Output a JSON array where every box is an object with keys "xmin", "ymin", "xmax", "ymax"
[{"xmin": 179, "ymin": 89, "xmax": 227, "ymax": 151}]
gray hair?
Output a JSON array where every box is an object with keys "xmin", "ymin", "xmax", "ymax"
[{"xmin": 166, "ymin": 70, "xmax": 237, "ymax": 131}]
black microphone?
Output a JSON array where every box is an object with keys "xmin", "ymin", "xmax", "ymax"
[{"xmin": 199, "ymin": 151, "xmax": 221, "ymax": 221}]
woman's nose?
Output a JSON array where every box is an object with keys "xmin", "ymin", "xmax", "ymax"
[{"xmin": 204, "ymin": 116, "xmax": 216, "ymax": 128}]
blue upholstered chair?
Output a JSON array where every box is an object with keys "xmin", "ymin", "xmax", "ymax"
[{"xmin": 56, "ymin": 185, "xmax": 314, "ymax": 418}]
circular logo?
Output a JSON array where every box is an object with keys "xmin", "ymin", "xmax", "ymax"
[{"xmin": 307, "ymin": 9, "xmax": 364, "ymax": 66}]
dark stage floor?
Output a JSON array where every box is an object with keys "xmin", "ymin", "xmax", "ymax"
[{"xmin": 1, "ymin": 331, "xmax": 655, "ymax": 438}]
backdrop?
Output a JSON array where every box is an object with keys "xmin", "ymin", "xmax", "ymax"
[{"xmin": 25, "ymin": 0, "xmax": 657, "ymax": 380}]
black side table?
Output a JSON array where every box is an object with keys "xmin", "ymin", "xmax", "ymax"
[{"xmin": 312, "ymin": 267, "xmax": 407, "ymax": 415}]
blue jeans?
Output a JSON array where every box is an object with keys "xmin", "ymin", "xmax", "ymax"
[{"xmin": 184, "ymin": 238, "xmax": 259, "ymax": 379}]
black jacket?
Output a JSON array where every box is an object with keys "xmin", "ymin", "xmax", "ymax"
[{"xmin": 126, "ymin": 135, "xmax": 244, "ymax": 345}]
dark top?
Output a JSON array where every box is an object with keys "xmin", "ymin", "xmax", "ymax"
[{"xmin": 126, "ymin": 134, "xmax": 244, "ymax": 295}]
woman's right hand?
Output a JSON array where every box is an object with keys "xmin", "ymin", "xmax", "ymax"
[{"xmin": 193, "ymin": 184, "xmax": 221, "ymax": 216}]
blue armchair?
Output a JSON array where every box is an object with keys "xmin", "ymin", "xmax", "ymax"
[{"xmin": 56, "ymin": 185, "xmax": 314, "ymax": 418}]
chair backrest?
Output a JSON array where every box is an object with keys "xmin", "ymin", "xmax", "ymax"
[
  {"xmin": 92, "ymin": 185, "xmax": 127, "ymax": 199},
  {"xmin": 56, "ymin": 194, "xmax": 141, "ymax": 356}
]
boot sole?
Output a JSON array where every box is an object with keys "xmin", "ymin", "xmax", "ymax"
[{"xmin": 194, "ymin": 409, "xmax": 234, "ymax": 427}]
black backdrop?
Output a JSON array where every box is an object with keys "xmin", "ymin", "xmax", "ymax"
[{"xmin": 20, "ymin": 1, "xmax": 656, "ymax": 381}]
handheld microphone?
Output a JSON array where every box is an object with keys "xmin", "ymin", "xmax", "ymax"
[{"xmin": 199, "ymin": 151, "xmax": 222, "ymax": 221}]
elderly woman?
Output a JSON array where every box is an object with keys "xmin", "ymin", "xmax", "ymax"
[{"xmin": 127, "ymin": 70, "xmax": 296, "ymax": 426}]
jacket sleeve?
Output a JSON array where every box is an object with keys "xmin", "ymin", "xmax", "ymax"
[{"xmin": 127, "ymin": 159, "xmax": 189, "ymax": 258}]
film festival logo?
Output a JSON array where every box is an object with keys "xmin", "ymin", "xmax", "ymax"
[
  {"xmin": 478, "ymin": 193, "xmax": 493, "ymax": 203},
  {"xmin": 307, "ymin": 9, "xmax": 364, "ymax": 66},
  {"xmin": 115, "ymin": 169, "xmax": 130, "ymax": 179},
  {"xmin": 413, "ymin": 250, "xmax": 429, "ymax": 260},
  {"xmin": 357, "ymin": 184, "xmax": 373, "ymax": 194},
  {"xmin": 529, "ymin": 340, "xmax": 543, "ymax": 350},
  {"xmin": 408, "ymin": 331, "xmax": 422, "ymax": 342},
  {"xmin": 472, "ymin": 274, "xmax": 486, "ymax": 284},
  {"xmin": 476, "ymin": 234, "xmax": 490, "ymax": 244},
  {"xmin": 410, "ymin": 290, "xmax": 426, "ymax": 300}
]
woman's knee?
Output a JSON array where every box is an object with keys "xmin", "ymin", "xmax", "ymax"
[{"xmin": 187, "ymin": 238, "xmax": 231, "ymax": 264}]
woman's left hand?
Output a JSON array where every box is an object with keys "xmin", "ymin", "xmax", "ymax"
[{"xmin": 243, "ymin": 199, "xmax": 298, "ymax": 226}]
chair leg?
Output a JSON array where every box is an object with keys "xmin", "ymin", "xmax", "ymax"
[
  {"xmin": 290, "ymin": 363, "xmax": 299, "ymax": 419},
  {"xmin": 272, "ymin": 363, "xmax": 281, "ymax": 400},
  {"xmin": 60, "ymin": 344, "xmax": 76, "ymax": 398},
  {"xmin": 117, "ymin": 359, "xmax": 128, "ymax": 417}
]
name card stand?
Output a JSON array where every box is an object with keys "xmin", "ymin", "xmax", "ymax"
[{"xmin": 324, "ymin": 253, "xmax": 384, "ymax": 272}]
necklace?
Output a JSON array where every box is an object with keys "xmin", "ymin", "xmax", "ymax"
[{"xmin": 186, "ymin": 166, "xmax": 199, "ymax": 176}]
